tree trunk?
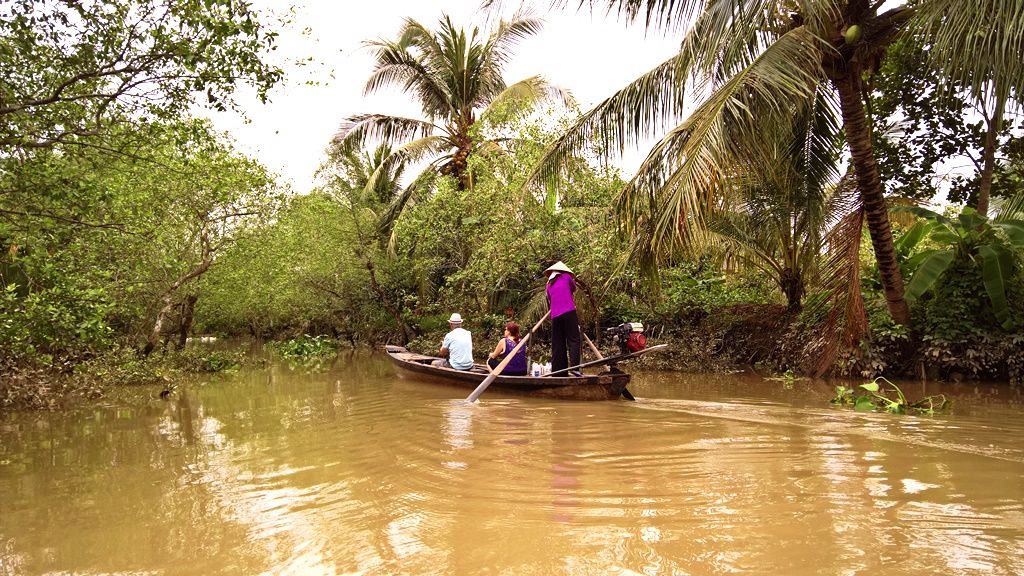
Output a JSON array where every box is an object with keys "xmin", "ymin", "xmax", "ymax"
[
  {"xmin": 834, "ymin": 71, "xmax": 911, "ymax": 325},
  {"xmin": 977, "ymin": 87, "xmax": 1006, "ymax": 218},
  {"xmin": 444, "ymin": 114, "xmax": 474, "ymax": 190},
  {"xmin": 143, "ymin": 297, "xmax": 177, "ymax": 357},
  {"xmin": 142, "ymin": 259, "xmax": 212, "ymax": 357},
  {"xmin": 176, "ymin": 293, "xmax": 198, "ymax": 349},
  {"xmin": 780, "ymin": 268, "xmax": 804, "ymax": 312}
]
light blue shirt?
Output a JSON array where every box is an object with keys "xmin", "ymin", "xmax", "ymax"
[{"xmin": 442, "ymin": 327, "xmax": 474, "ymax": 370}]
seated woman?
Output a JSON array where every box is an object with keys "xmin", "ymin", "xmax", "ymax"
[{"xmin": 487, "ymin": 322, "xmax": 529, "ymax": 376}]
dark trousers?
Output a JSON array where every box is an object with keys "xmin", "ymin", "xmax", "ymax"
[
  {"xmin": 551, "ymin": 309, "xmax": 581, "ymax": 373},
  {"xmin": 486, "ymin": 357, "xmax": 527, "ymax": 376}
]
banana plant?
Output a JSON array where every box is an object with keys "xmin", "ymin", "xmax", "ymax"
[{"xmin": 894, "ymin": 204, "xmax": 1024, "ymax": 328}]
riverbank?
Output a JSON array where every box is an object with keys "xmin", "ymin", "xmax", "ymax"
[
  {"xmin": 5, "ymin": 303, "xmax": 1022, "ymax": 413},
  {"xmin": 1, "ymin": 346, "xmax": 249, "ymax": 411},
  {"xmin": 407, "ymin": 302, "xmax": 1024, "ymax": 384}
]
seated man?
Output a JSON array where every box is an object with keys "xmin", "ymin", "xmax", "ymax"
[{"xmin": 433, "ymin": 312, "xmax": 474, "ymax": 370}]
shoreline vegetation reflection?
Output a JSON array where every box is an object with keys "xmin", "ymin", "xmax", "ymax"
[{"xmin": 2, "ymin": 353, "xmax": 1024, "ymax": 574}]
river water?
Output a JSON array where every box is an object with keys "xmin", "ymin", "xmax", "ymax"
[{"xmin": 2, "ymin": 352, "xmax": 1024, "ymax": 575}]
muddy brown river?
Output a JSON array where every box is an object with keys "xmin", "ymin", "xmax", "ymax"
[{"xmin": 2, "ymin": 351, "xmax": 1024, "ymax": 575}]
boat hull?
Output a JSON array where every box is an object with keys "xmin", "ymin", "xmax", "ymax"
[{"xmin": 384, "ymin": 346, "xmax": 630, "ymax": 400}]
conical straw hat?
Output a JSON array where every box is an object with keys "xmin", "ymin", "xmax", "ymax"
[{"xmin": 544, "ymin": 261, "xmax": 573, "ymax": 275}]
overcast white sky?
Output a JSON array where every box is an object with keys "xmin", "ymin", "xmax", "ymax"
[{"xmin": 207, "ymin": 1, "xmax": 682, "ymax": 193}]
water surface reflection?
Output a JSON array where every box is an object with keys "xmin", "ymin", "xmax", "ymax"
[{"xmin": 2, "ymin": 353, "xmax": 1023, "ymax": 574}]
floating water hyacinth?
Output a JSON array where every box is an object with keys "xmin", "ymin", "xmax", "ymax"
[{"xmin": 831, "ymin": 377, "xmax": 952, "ymax": 415}]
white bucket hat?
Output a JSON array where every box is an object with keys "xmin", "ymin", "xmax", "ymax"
[
  {"xmin": 448, "ymin": 312, "xmax": 463, "ymax": 323},
  {"xmin": 544, "ymin": 261, "xmax": 574, "ymax": 275}
]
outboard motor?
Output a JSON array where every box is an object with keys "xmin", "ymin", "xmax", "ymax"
[{"xmin": 606, "ymin": 322, "xmax": 647, "ymax": 355}]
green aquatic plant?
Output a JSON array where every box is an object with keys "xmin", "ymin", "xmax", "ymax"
[
  {"xmin": 173, "ymin": 348, "xmax": 243, "ymax": 373},
  {"xmin": 767, "ymin": 369, "xmax": 806, "ymax": 389},
  {"xmin": 272, "ymin": 335, "xmax": 338, "ymax": 360},
  {"xmin": 831, "ymin": 377, "xmax": 951, "ymax": 415}
]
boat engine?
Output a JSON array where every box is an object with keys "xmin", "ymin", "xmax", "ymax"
[{"xmin": 606, "ymin": 322, "xmax": 647, "ymax": 355}]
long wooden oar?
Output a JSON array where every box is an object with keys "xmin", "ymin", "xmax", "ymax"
[
  {"xmin": 466, "ymin": 311, "xmax": 550, "ymax": 403},
  {"xmin": 543, "ymin": 344, "xmax": 669, "ymax": 377},
  {"xmin": 580, "ymin": 328, "xmax": 636, "ymax": 401},
  {"xmin": 581, "ymin": 328, "xmax": 602, "ymax": 359}
]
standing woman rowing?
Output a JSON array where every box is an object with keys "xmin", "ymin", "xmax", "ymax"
[{"xmin": 545, "ymin": 261, "xmax": 582, "ymax": 376}]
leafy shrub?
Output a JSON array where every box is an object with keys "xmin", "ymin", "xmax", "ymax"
[
  {"xmin": 413, "ymin": 314, "xmax": 454, "ymax": 336},
  {"xmin": 405, "ymin": 333, "xmax": 443, "ymax": 357},
  {"xmin": 473, "ymin": 313, "xmax": 509, "ymax": 341},
  {"xmin": 0, "ymin": 283, "xmax": 114, "ymax": 367},
  {"xmin": 895, "ymin": 206, "xmax": 1024, "ymax": 328},
  {"xmin": 834, "ymin": 300, "xmax": 910, "ymax": 378},
  {"xmin": 658, "ymin": 264, "xmax": 773, "ymax": 318},
  {"xmin": 914, "ymin": 259, "xmax": 1024, "ymax": 382},
  {"xmin": 71, "ymin": 346, "xmax": 163, "ymax": 384}
]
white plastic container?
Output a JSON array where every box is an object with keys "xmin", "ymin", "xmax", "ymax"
[{"xmin": 532, "ymin": 362, "xmax": 541, "ymax": 377}]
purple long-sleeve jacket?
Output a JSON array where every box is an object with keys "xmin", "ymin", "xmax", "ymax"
[{"xmin": 546, "ymin": 273, "xmax": 577, "ymax": 319}]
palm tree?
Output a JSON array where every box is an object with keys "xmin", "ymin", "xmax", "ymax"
[
  {"xmin": 520, "ymin": 0, "xmax": 1024, "ymax": 326},
  {"xmin": 334, "ymin": 14, "xmax": 570, "ymax": 192},
  {"xmin": 325, "ymin": 145, "xmax": 406, "ymax": 207},
  {"xmin": 702, "ymin": 91, "xmax": 844, "ymax": 311},
  {"xmin": 320, "ymin": 143, "xmax": 428, "ymax": 247},
  {"xmin": 319, "ymin": 143, "xmax": 422, "ymax": 342}
]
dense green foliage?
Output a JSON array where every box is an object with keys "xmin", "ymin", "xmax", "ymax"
[
  {"xmin": 0, "ymin": 0, "xmax": 285, "ymax": 407},
  {"xmin": 0, "ymin": 0, "xmax": 281, "ymax": 153},
  {"xmin": 200, "ymin": 113, "xmax": 677, "ymax": 344},
  {"xmin": 4, "ymin": 4, "xmax": 1024, "ymax": 410},
  {"xmin": 2, "ymin": 121, "xmax": 279, "ymax": 368},
  {"xmin": 839, "ymin": 205, "xmax": 1024, "ymax": 383},
  {"xmin": 871, "ymin": 36, "xmax": 1023, "ymax": 205},
  {"xmin": 898, "ymin": 206, "xmax": 1024, "ymax": 326},
  {"xmin": 198, "ymin": 193, "xmax": 368, "ymax": 338}
]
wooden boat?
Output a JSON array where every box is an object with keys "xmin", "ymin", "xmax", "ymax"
[{"xmin": 384, "ymin": 345, "xmax": 632, "ymax": 400}]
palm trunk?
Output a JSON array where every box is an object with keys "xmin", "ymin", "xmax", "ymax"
[
  {"xmin": 834, "ymin": 72, "xmax": 911, "ymax": 325},
  {"xmin": 780, "ymin": 268, "xmax": 804, "ymax": 312},
  {"xmin": 451, "ymin": 134, "xmax": 472, "ymax": 190},
  {"xmin": 446, "ymin": 114, "xmax": 474, "ymax": 190},
  {"xmin": 977, "ymin": 87, "xmax": 1006, "ymax": 218}
]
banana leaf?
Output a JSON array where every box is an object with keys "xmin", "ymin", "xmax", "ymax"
[
  {"xmin": 904, "ymin": 249, "xmax": 954, "ymax": 302},
  {"xmin": 903, "ymin": 250, "xmax": 936, "ymax": 274},
  {"xmin": 957, "ymin": 208, "xmax": 986, "ymax": 230},
  {"xmin": 892, "ymin": 205, "xmax": 949, "ymax": 225},
  {"xmin": 895, "ymin": 221, "xmax": 934, "ymax": 252},
  {"xmin": 979, "ymin": 244, "xmax": 1015, "ymax": 328},
  {"xmin": 929, "ymin": 225, "xmax": 961, "ymax": 245},
  {"xmin": 994, "ymin": 221, "xmax": 1024, "ymax": 246}
]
